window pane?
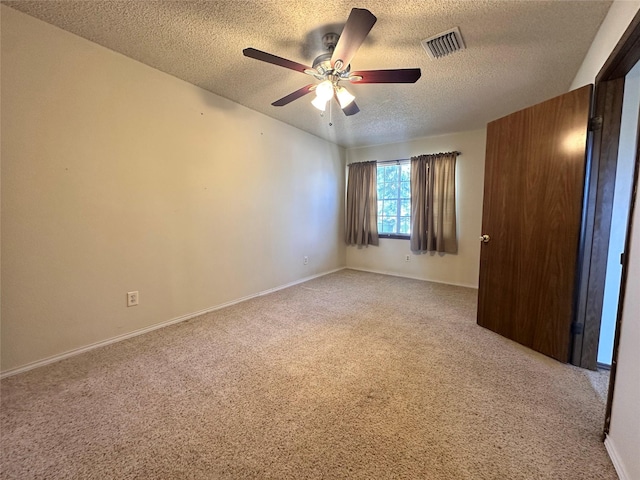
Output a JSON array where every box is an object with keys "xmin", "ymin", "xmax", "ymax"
[
  {"xmin": 381, "ymin": 217, "xmax": 396, "ymax": 233},
  {"xmin": 384, "ymin": 165, "xmax": 398, "ymax": 183},
  {"xmin": 375, "ymin": 162, "xmax": 411, "ymax": 236},
  {"xmin": 379, "ymin": 166, "xmax": 389, "ymax": 184},
  {"xmin": 400, "ymin": 217, "xmax": 411, "ymax": 234},
  {"xmin": 400, "ymin": 181, "xmax": 410, "ymax": 199},
  {"xmin": 401, "ymin": 164, "xmax": 410, "ymax": 182},
  {"xmin": 383, "ymin": 200, "xmax": 397, "ymax": 217},
  {"xmin": 382, "ymin": 182, "xmax": 397, "ymax": 199},
  {"xmin": 401, "ymin": 199, "xmax": 411, "ymax": 216}
]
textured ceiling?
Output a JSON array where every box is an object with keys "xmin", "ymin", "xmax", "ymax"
[{"xmin": 3, "ymin": 1, "xmax": 611, "ymax": 148}]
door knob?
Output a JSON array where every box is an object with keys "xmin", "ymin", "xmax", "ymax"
[{"xmin": 480, "ymin": 234, "xmax": 490, "ymax": 243}]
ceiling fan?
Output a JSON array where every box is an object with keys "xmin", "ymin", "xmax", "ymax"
[{"xmin": 243, "ymin": 8, "xmax": 421, "ymax": 116}]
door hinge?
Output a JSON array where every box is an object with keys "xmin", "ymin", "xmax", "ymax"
[
  {"xmin": 571, "ymin": 322, "xmax": 584, "ymax": 335},
  {"xmin": 589, "ymin": 116, "xmax": 603, "ymax": 131},
  {"xmin": 620, "ymin": 252, "xmax": 625, "ymax": 265}
]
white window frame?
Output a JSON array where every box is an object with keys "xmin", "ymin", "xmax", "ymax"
[{"xmin": 376, "ymin": 160, "xmax": 411, "ymax": 238}]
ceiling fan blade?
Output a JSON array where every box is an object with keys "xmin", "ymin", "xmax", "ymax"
[
  {"xmin": 331, "ymin": 8, "xmax": 377, "ymax": 71},
  {"xmin": 243, "ymin": 48, "xmax": 311, "ymax": 74},
  {"xmin": 272, "ymin": 84, "xmax": 315, "ymax": 107},
  {"xmin": 341, "ymin": 100, "xmax": 360, "ymax": 116},
  {"xmin": 350, "ymin": 68, "xmax": 422, "ymax": 84}
]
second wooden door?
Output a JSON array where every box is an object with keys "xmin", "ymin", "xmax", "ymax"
[{"xmin": 477, "ymin": 85, "xmax": 592, "ymax": 362}]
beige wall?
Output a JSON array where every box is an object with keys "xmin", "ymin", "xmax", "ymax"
[
  {"xmin": 345, "ymin": 129, "xmax": 486, "ymax": 288},
  {"xmin": 1, "ymin": 6, "xmax": 346, "ymax": 373},
  {"xmin": 571, "ymin": 0, "xmax": 640, "ymax": 90},
  {"xmin": 569, "ymin": 2, "xmax": 640, "ymax": 479}
]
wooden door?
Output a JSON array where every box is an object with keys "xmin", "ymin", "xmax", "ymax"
[{"xmin": 477, "ymin": 85, "xmax": 592, "ymax": 362}]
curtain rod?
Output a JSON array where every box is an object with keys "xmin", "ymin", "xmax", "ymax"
[
  {"xmin": 376, "ymin": 151, "xmax": 461, "ymax": 165},
  {"xmin": 376, "ymin": 158, "xmax": 410, "ymax": 165},
  {"xmin": 348, "ymin": 151, "xmax": 462, "ymax": 167}
]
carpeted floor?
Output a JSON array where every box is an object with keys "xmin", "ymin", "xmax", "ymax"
[{"xmin": 0, "ymin": 269, "xmax": 616, "ymax": 479}]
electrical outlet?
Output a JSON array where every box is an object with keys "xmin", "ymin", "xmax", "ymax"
[
  {"xmin": 303, "ymin": 256, "xmax": 309, "ymax": 265},
  {"xmin": 127, "ymin": 291, "xmax": 139, "ymax": 307},
  {"xmin": 405, "ymin": 255, "xmax": 410, "ymax": 262}
]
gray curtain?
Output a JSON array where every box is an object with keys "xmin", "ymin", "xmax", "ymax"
[
  {"xmin": 345, "ymin": 161, "xmax": 379, "ymax": 246},
  {"xmin": 410, "ymin": 152, "xmax": 458, "ymax": 253}
]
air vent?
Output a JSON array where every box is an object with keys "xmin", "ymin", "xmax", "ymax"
[{"xmin": 421, "ymin": 27, "xmax": 466, "ymax": 60}]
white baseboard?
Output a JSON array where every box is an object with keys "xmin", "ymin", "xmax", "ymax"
[
  {"xmin": 605, "ymin": 436, "xmax": 630, "ymax": 480},
  {"xmin": 0, "ymin": 267, "xmax": 346, "ymax": 379},
  {"xmin": 345, "ymin": 267, "xmax": 479, "ymax": 289}
]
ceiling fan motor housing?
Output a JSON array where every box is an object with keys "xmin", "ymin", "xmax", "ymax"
[
  {"xmin": 242, "ymin": 7, "xmax": 420, "ymax": 116},
  {"xmin": 312, "ymin": 52, "xmax": 333, "ymax": 72},
  {"xmin": 312, "ymin": 33, "xmax": 351, "ymax": 80},
  {"xmin": 322, "ymin": 33, "xmax": 339, "ymax": 52}
]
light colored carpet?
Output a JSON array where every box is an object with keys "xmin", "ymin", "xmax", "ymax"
[
  {"xmin": 585, "ymin": 368, "xmax": 610, "ymax": 405},
  {"xmin": 1, "ymin": 269, "xmax": 616, "ymax": 479}
]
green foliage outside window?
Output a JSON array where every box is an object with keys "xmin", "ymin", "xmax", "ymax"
[{"xmin": 377, "ymin": 163, "xmax": 410, "ymax": 236}]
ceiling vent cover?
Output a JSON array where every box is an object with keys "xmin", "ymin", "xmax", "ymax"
[{"xmin": 421, "ymin": 27, "xmax": 466, "ymax": 60}]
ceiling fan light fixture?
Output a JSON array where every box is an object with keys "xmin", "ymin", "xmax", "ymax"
[
  {"xmin": 315, "ymin": 80, "xmax": 335, "ymax": 102},
  {"xmin": 336, "ymin": 86, "xmax": 355, "ymax": 108},
  {"xmin": 244, "ymin": 8, "xmax": 420, "ymax": 117},
  {"xmin": 311, "ymin": 96, "xmax": 328, "ymax": 111}
]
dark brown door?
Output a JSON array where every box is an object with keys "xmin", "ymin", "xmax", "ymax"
[{"xmin": 477, "ymin": 85, "xmax": 592, "ymax": 362}]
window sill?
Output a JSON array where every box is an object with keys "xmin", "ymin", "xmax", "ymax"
[{"xmin": 378, "ymin": 234, "xmax": 410, "ymax": 240}]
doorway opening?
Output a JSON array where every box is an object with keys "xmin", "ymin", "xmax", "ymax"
[{"xmin": 598, "ymin": 60, "xmax": 640, "ymax": 368}]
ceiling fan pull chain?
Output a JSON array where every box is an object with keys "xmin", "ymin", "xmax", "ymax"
[{"xmin": 329, "ymin": 98, "xmax": 333, "ymax": 127}]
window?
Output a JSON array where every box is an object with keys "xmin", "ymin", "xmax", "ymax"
[{"xmin": 377, "ymin": 162, "xmax": 411, "ymax": 237}]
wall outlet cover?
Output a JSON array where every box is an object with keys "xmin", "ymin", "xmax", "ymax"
[{"xmin": 127, "ymin": 291, "xmax": 139, "ymax": 307}]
